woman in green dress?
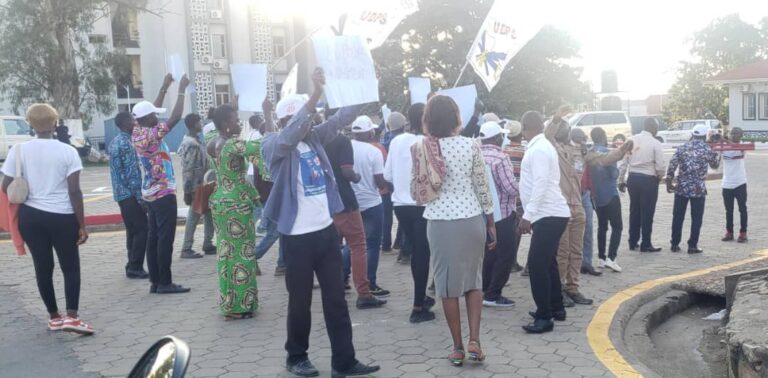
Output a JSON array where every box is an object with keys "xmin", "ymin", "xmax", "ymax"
[{"xmin": 206, "ymin": 104, "xmax": 261, "ymax": 320}]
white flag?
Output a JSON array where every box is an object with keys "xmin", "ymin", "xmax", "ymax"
[
  {"xmin": 281, "ymin": 63, "xmax": 298, "ymax": 100},
  {"xmin": 342, "ymin": 0, "xmax": 419, "ymax": 49},
  {"xmin": 466, "ymin": 1, "xmax": 541, "ymax": 91}
]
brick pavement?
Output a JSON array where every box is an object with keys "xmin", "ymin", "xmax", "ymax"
[{"xmin": 1, "ymin": 153, "xmax": 767, "ymax": 377}]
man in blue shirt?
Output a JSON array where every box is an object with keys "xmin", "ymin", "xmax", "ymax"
[
  {"xmin": 108, "ymin": 112, "xmax": 148, "ymax": 279},
  {"xmin": 589, "ymin": 128, "xmax": 623, "ymax": 272}
]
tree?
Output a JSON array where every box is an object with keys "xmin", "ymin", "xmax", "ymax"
[
  {"xmin": 0, "ymin": 0, "xmax": 158, "ymax": 126},
  {"xmin": 373, "ymin": 0, "xmax": 590, "ymax": 118},
  {"xmin": 664, "ymin": 15, "xmax": 768, "ymax": 122}
]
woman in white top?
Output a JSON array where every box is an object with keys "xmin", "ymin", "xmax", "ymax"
[
  {"xmin": 1, "ymin": 104, "xmax": 92, "ymax": 335},
  {"xmin": 420, "ymin": 95, "xmax": 495, "ymax": 366}
]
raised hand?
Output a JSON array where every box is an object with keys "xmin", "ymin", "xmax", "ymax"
[
  {"xmin": 312, "ymin": 67, "xmax": 326, "ymax": 90},
  {"xmin": 262, "ymin": 96, "xmax": 274, "ymax": 114},
  {"xmin": 179, "ymin": 74, "xmax": 190, "ymax": 91},
  {"xmin": 162, "ymin": 73, "xmax": 174, "ymax": 90}
]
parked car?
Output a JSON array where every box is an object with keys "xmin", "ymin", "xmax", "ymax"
[
  {"xmin": 568, "ymin": 111, "xmax": 632, "ymax": 142},
  {"xmin": 0, "ymin": 116, "xmax": 34, "ymax": 160},
  {"xmin": 630, "ymin": 115, "xmax": 668, "ymax": 135},
  {"xmin": 656, "ymin": 119, "xmax": 722, "ymax": 143}
]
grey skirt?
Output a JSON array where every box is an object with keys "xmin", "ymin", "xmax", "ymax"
[{"xmin": 427, "ymin": 215, "xmax": 486, "ymax": 298}]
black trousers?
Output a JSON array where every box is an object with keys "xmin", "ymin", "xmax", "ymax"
[
  {"xmin": 527, "ymin": 216, "xmax": 569, "ymax": 320},
  {"xmin": 723, "ymin": 184, "xmax": 747, "ymax": 233},
  {"xmin": 18, "ymin": 205, "xmax": 81, "ymax": 314},
  {"xmin": 595, "ymin": 196, "xmax": 623, "ymax": 261},
  {"xmin": 280, "ymin": 225, "xmax": 356, "ymax": 371},
  {"xmin": 671, "ymin": 194, "xmax": 705, "ymax": 249},
  {"xmin": 381, "ymin": 193, "xmax": 393, "ymax": 249},
  {"xmin": 482, "ymin": 214, "xmax": 516, "ymax": 301},
  {"xmin": 627, "ymin": 173, "xmax": 659, "ymax": 248},
  {"xmin": 394, "ymin": 206, "xmax": 430, "ymax": 308},
  {"xmin": 147, "ymin": 195, "xmax": 177, "ymax": 286},
  {"xmin": 118, "ymin": 197, "xmax": 148, "ymax": 272}
]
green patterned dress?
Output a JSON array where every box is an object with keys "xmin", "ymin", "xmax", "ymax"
[{"xmin": 210, "ymin": 138, "xmax": 261, "ymax": 315}]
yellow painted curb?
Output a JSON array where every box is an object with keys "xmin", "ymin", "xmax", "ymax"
[{"xmin": 587, "ymin": 249, "xmax": 768, "ymax": 377}]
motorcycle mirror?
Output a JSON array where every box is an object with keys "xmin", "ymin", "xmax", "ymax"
[{"xmin": 128, "ymin": 336, "xmax": 190, "ymax": 378}]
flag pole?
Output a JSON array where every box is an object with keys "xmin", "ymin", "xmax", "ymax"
[{"xmin": 453, "ymin": 60, "xmax": 470, "ymax": 88}]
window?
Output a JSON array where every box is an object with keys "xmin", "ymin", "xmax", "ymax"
[
  {"xmin": 680, "ymin": 122, "xmax": 696, "ymax": 130},
  {"xmin": 577, "ymin": 114, "xmax": 594, "ymax": 126},
  {"xmin": 215, "ymin": 84, "xmax": 230, "ymax": 106},
  {"xmin": 594, "ymin": 113, "xmax": 626, "ymax": 125},
  {"xmin": 760, "ymin": 93, "xmax": 768, "ymax": 120},
  {"xmin": 272, "ymin": 35, "xmax": 285, "ymax": 58},
  {"xmin": 89, "ymin": 34, "xmax": 107, "ymax": 44},
  {"xmin": 3, "ymin": 119, "xmax": 31, "ymax": 135},
  {"xmin": 211, "ymin": 33, "xmax": 227, "ymax": 58},
  {"xmin": 743, "ymin": 93, "xmax": 756, "ymax": 120},
  {"xmin": 207, "ymin": 0, "xmax": 223, "ymax": 9}
]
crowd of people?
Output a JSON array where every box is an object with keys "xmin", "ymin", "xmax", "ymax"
[{"xmin": 0, "ymin": 66, "xmax": 751, "ymax": 377}]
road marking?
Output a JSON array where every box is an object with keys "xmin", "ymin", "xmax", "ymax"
[
  {"xmin": 92, "ymin": 186, "xmax": 111, "ymax": 193},
  {"xmin": 587, "ymin": 249, "xmax": 768, "ymax": 377},
  {"xmin": 83, "ymin": 194, "xmax": 112, "ymax": 203}
]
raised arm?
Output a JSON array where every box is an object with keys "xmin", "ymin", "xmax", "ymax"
[
  {"xmin": 586, "ymin": 141, "xmax": 633, "ymax": 166},
  {"xmin": 154, "ymin": 74, "xmax": 174, "ymax": 108},
  {"xmin": 166, "ymin": 75, "xmax": 190, "ymax": 129}
]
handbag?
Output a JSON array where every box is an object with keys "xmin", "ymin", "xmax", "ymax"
[{"xmin": 7, "ymin": 144, "xmax": 29, "ymax": 204}]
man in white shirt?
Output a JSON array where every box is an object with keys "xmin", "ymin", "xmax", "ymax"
[
  {"xmin": 721, "ymin": 127, "xmax": 748, "ymax": 243},
  {"xmin": 349, "ymin": 115, "xmax": 391, "ymax": 297},
  {"xmin": 619, "ymin": 118, "xmax": 665, "ymax": 252},
  {"xmin": 518, "ymin": 111, "xmax": 571, "ymax": 334}
]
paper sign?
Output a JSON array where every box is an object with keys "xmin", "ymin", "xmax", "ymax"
[
  {"xmin": 381, "ymin": 104, "xmax": 391, "ymax": 125},
  {"xmin": 342, "ymin": 0, "xmax": 419, "ymax": 49},
  {"xmin": 280, "ymin": 63, "xmax": 299, "ymax": 100},
  {"xmin": 230, "ymin": 64, "xmax": 268, "ymax": 112},
  {"xmin": 312, "ymin": 35, "xmax": 379, "ymax": 109},
  {"xmin": 436, "ymin": 85, "xmax": 477, "ymax": 128},
  {"xmin": 167, "ymin": 54, "xmax": 194, "ymax": 93},
  {"xmin": 408, "ymin": 77, "xmax": 431, "ymax": 105}
]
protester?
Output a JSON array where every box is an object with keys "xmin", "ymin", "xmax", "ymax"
[
  {"xmin": 383, "ymin": 102, "xmax": 436, "ymax": 323},
  {"xmin": 381, "ymin": 112, "xmax": 407, "ymax": 254},
  {"xmin": 108, "ymin": 112, "xmax": 148, "ymax": 279},
  {"xmin": 325, "ymin": 124, "xmax": 386, "ymax": 309},
  {"xmin": 132, "ymin": 73, "xmax": 191, "ymax": 294},
  {"xmin": 202, "ymin": 106, "xmax": 217, "ymax": 140},
  {"xmin": 261, "ymin": 68, "xmax": 379, "ymax": 377},
  {"xmin": 589, "ymin": 127, "xmax": 624, "ymax": 272},
  {"xmin": 619, "ymin": 118, "xmax": 666, "ymax": 252},
  {"xmin": 245, "ymin": 114, "xmax": 266, "ymax": 238},
  {"xmin": 502, "ymin": 120, "xmax": 526, "ymax": 275},
  {"xmin": 721, "ymin": 127, "xmax": 748, "ymax": 243},
  {"xmin": 55, "ymin": 119, "xmax": 71, "ymax": 145},
  {"xmin": 478, "ymin": 122, "xmax": 519, "ymax": 308},
  {"xmin": 1, "ymin": 103, "xmax": 93, "ymax": 334},
  {"xmin": 459, "ymin": 99, "xmax": 485, "ymax": 138},
  {"xmin": 417, "ymin": 95, "xmax": 494, "ymax": 365},
  {"xmin": 178, "ymin": 113, "xmax": 214, "ymax": 259},
  {"xmin": 666, "ymin": 124, "xmax": 721, "ymax": 254},
  {"xmin": 572, "ymin": 128, "xmax": 602, "ymax": 277}
]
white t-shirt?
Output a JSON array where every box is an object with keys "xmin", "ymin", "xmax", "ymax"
[
  {"xmin": 1, "ymin": 139, "xmax": 82, "ymax": 214},
  {"xmin": 289, "ymin": 142, "xmax": 333, "ymax": 235},
  {"xmin": 722, "ymin": 150, "xmax": 747, "ymax": 189},
  {"xmin": 245, "ymin": 130, "xmax": 263, "ymax": 176},
  {"xmin": 350, "ymin": 140, "xmax": 384, "ymax": 211},
  {"xmin": 202, "ymin": 122, "xmax": 216, "ymax": 136},
  {"xmin": 383, "ymin": 133, "xmax": 422, "ymax": 206}
]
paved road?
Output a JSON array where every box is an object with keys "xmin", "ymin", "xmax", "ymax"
[{"xmin": 1, "ymin": 153, "xmax": 767, "ymax": 377}]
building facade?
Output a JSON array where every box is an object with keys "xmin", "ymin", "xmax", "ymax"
[{"xmin": 706, "ymin": 61, "xmax": 768, "ymax": 140}]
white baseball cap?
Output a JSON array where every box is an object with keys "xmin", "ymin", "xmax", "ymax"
[
  {"xmin": 276, "ymin": 94, "xmax": 309, "ymax": 119},
  {"xmin": 692, "ymin": 124, "xmax": 710, "ymax": 137},
  {"xmin": 351, "ymin": 116, "xmax": 376, "ymax": 133},
  {"xmin": 479, "ymin": 121, "xmax": 508, "ymax": 140},
  {"xmin": 132, "ymin": 101, "xmax": 166, "ymax": 119}
]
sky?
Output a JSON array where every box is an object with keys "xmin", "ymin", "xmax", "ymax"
[{"xmin": 249, "ymin": 0, "xmax": 768, "ymax": 99}]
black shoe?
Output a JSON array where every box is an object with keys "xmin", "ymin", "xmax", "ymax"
[
  {"xmin": 567, "ymin": 291, "xmax": 594, "ymax": 305},
  {"xmin": 671, "ymin": 245, "xmax": 681, "ymax": 253},
  {"xmin": 640, "ymin": 246, "xmax": 662, "ymax": 252},
  {"xmin": 521, "ymin": 266, "xmax": 530, "ymax": 276},
  {"xmin": 287, "ymin": 359, "xmax": 319, "ymax": 377},
  {"xmin": 522, "ymin": 318, "xmax": 554, "ymax": 334},
  {"xmin": 203, "ymin": 246, "xmax": 216, "ymax": 255},
  {"xmin": 628, "ymin": 244, "xmax": 639, "ymax": 251},
  {"xmin": 149, "ymin": 284, "xmax": 157, "ymax": 293},
  {"xmin": 344, "ymin": 281, "xmax": 351, "ymax": 291},
  {"xmin": 423, "ymin": 296, "xmax": 436, "ymax": 310},
  {"xmin": 331, "ymin": 361, "xmax": 380, "ymax": 377},
  {"xmin": 688, "ymin": 248, "xmax": 704, "ymax": 254},
  {"xmin": 126, "ymin": 269, "xmax": 149, "ymax": 279},
  {"xmin": 180, "ymin": 250, "xmax": 204, "ymax": 259},
  {"xmin": 356, "ymin": 296, "xmax": 386, "ymax": 309},
  {"xmin": 428, "ymin": 281, "xmax": 436, "ymax": 293},
  {"xmin": 581, "ymin": 265, "xmax": 603, "ymax": 276},
  {"xmin": 155, "ymin": 283, "xmax": 191, "ymax": 294},
  {"xmin": 529, "ymin": 310, "xmax": 566, "ymax": 321},
  {"xmin": 562, "ymin": 292, "xmax": 575, "ymax": 308},
  {"xmin": 510, "ymin": 262, "xmax": 523, "ymax": 273},
  {"xmin": 409, "ymin": 309, "xmax": 436, "ymax": 323},
  {"xmin": 370, "ymin": 285, "xmax": 390, "ymax": 297}
]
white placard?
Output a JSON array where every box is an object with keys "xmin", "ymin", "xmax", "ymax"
[
  {"xmin": 280, "ymin": 63, "xmax": 299, "ymax": 100},
  {"xmin": 408, "ymin": 77, "xmax": 431, "ymax": 105},
  {"xmin": 167, "ymin": 54, "xmax": 194, "ymax": 93},
  {"xmin": 312, "ymin": 35, "xmax": 379, "ymax": 109},
  {"xmin": 436, "ymin": 85, "xmax": 478, "ymax": 128},
  {"xmin": 230, "ymin": 64, "xmax": 268, "ymax": 112},
  {"xmin": 381, "ymin": 104, "xmax": 392, "ymax": 125}
]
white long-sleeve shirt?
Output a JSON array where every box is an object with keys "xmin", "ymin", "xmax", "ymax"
[
  {"xmin": 519, "ymin": 133, "xmax": 570, "ymax": 223},
  {"xmin": 383, "ymin": 133, "xmax": 422, "ymax": 206}
]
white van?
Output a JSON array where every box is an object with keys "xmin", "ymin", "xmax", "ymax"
[
  {"xmin": 656, "ymin": 119, "xmax": 721, "ymax": 143},
  {"xmin": 568, "ymin": 111, "xmax": 632, "ymax": 142},
  {"xmin": 0, "ymin": 116, "xmax": 34, "ymax": 160}
]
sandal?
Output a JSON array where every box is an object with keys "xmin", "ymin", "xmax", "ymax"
[
  {"xmin": 224, "ymin": 312, "xmax": 254, "ymax": 321},
  {"xmin": 467, "ymin": 341, "xmax": 485, "ymax": 362},
  {"xmin": 448, "ymin": 348, "xmax": 465, "ymax": 367}
]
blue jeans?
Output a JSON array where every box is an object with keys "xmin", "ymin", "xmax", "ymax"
[
  {"xmin": 582, "ymin": 190, "xmax": 594, "ymax": 268},
  {"xmin": 254, "ymin": 214, "xmax": 285, "ymax": 268},
  {"xmin": 342, "ymin": 203, "xmax": 384, "ymax": 287}
]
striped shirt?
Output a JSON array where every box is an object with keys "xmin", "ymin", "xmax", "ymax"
[
  {"xmin": 503, "ymin": 142, "xmax": 525, "ymax": 179},
  {"xmin": 481, "ymin": 144, "xmax": 519, "ymax": 220}
]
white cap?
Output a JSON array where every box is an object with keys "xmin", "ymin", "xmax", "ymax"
[
  {"xmin": 132, "ymin": 101, "xmax": 166, "ymax": 119},
  {"xmin": 479, "ymin": 121, "xmax": 508, "ymax": 140},
  {"xmin": 276, "ymin": 94, "xmax": 309, "ymax": 119},
  {"xmin": 692, "ymin": 124, "xmax": 709, "ymax": 137},
  {"xmin": 504, "ymin": 120, "xmax": 522, "ymax": 137},
  {"xmin": 351, "ymin": 115, "xmax": 376, "ymax": 133}
]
